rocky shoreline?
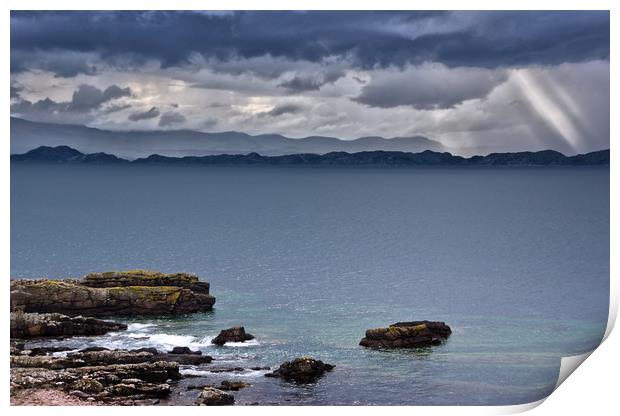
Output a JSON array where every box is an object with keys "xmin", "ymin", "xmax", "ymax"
[
  {"xmin": 10, "ymin": 269, "xmax": 450, "ymax": 406},
  {"xmin": 10, "ymin": 270, "xmax": 216, "ymax": 316}
]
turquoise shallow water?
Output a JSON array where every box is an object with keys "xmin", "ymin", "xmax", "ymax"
[{"xmin": 11, "ymin": 165, "xmax": 609, "ymax": 405}]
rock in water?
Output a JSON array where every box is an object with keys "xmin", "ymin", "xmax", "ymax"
[
  {"xmin": 168, "ymin": 346, "xmax": 201, "ymax": 355},
  {"xmin": 10, "ymin": 270, "xmax": 216, "ymax": 316},
  {"xmin": 10, "ymin": 311, "xmax": 127, "ymax": 338},
  {"xmin": 195, "ymin": 387, "xmax": 235, "ymax": 406},
  {"xmin": 218, "ymin": 380, "xmax": 251, "ymax": 391},
  {"xmin": 359, "ymin": 321, "xmax": 451, "ymax": 348},
  {"xmin": 211, "ymin": 326, "xmax": 254, "ymax": 345},
  {"xmin": 265, "ymin": 357, "xmax": 334, "ymax": 383}
]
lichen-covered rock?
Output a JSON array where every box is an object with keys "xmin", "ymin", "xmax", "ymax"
[
  {"xmin": 359, "ymin": 321, "xmax": 451, "ymax": 348},
  {"xmin": 72, "ymin": 378, "xmax": 104, "ymax": 394},
  {"xmin": 211, "ymin": 326, "xmax": 254, "ymax": 345},
  {"xmin": 81, "ymin": 270, "xmax": 211, "ymax": 294},
  {"xmin": 10, "ymin": 355, "xmax": 86, "ymax": 370},
  {"xmin": 10, "ymin": 311, "xmax": 126, "ymax": 338},
  {"xmin": 10, "ymin": 270, "xmax": 215, "ymax": 316},
  {"xmin": 265, "ymin": 357, "xmax": 334, "ymax": 383},
  {"xmin": 110, "ymin": 381, "xmax": 171, "ymax": 398},
  {"xmin": 10, "ymin": 360, "xmax": 180, "ymax": 400},
  {"xmin": 195, "ymin": 386, "xmax": 235, "ymax": 406},
  {"xmin": 67, "ymin": 350, "xmax": 157, "ymax": 366}
]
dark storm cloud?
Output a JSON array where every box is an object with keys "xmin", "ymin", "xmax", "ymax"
[
  {"xmin": 102, "ymin": 103, "xmax": 132, "ymax": 114},
  {"xmin": 260, "ymin": 103, "xmax": 303, "ymax": 117},
  {"xmin": 10, "ymin": 11, "xmax": 609, "ymax": 76},
  {"xmin": 67, "ymin": 84, "xmax": 131, "ymax": 112},
  {"xmin": 278, "ymin": 77, "xmax": 324, "ymax": 92},
  {"xmin": 278, "ymin": 69, "xmax": 346, "ymax": 92},
  {"xmin": 128, "ymin": 107, "xmax": 160, "ymax": 121},
  {"xmin": 10, "ymin": 83, "xmax": 132, "ymax": 121},
  {"xmin": 354, "ymin": 65, "xmax": 508, "ymax": 109},
  {"xmin": 158, "ymin": 111, "xmax": 186, "ymax": 127}
]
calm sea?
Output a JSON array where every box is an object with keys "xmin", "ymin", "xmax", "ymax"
[{"xmin": 11, "ymin": 164, "xmax": 609, "ymax": 405}]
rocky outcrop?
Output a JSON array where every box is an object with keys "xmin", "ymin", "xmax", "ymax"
[
  {"xmin": 10, "ymin": 270, "xmax": 215, "ymax": 316},
  {"xmin": 11, "ymin": 347, "xmax": 213, "ymax": 367},
  {"xmin": 10, "ymin": 360, "xmax": 180, "ymax": 404},
  {"xmin": 265, "ymin": 357, "xmax": 334, "ymax": 383},
  {"xmin": 10, "ymin": 312, "xmax": 127, "ymax": 338},
  {"xmin": 77, "ymin": 347, "xmax": 212, "ymax": 366},
  {"xmin": 81, "ymin": 270, "xmax": 211, "ymax": 294},
  {"xmin": 211, "ymin": 326, "xmax": 254, "ymax": 345},
  {"xmin": 359, "ymin": 321, "xmax": 452, "ymax": 348},
  {"xmin": 195, "ymin": 387, "xmax": 235, "ymax": 406}
]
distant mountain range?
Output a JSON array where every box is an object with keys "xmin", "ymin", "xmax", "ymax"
[
  {"xmin": 11, "ymin": 145, "xmax": 610, "ymax": 166},
  {"xmin": 11, "ymin": 117, "xmax": 444, "ymax": 158}
]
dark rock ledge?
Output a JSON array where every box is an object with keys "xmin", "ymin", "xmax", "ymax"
[
  {"xmin": 359, "ymin": 321, "xmax": 452, "ymax": 348},
  {"xmin": 10, "ymin": 311, "xmax": 127, "ymax": 338},
  {"xmin": 265, "ymin": 357, "xmax": 334, "ymax": 383},
  {"xmin": 10, "ymin": 270, "xmax": 215, "ymax": 316},
  {"xmin": 211, "ymin": 326, "xmax": 255, "ymax": 345},
  {"xmin": 9, "ymin": 344, "xmax": 215, "ymax": 404},
  {"xmin": 10, "ymin": 357, "xmax": 181, "ymax": 405}
]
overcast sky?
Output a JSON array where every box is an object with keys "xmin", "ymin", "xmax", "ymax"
[{"xmin": 10, "ymin": 11, "xmax": 609, "ymax": 156}]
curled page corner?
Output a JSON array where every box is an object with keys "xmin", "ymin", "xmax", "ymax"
[
  {"xmin": 554, "ymin": 351, "xmax": 594, "ymax": 391},
  {"xmin": 545, "ymin": 298, "xmax": 617, "ymax": 405}
]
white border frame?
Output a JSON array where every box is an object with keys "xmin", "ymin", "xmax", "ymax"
[{"xmin": 2, "ymin": 2, "xmax": 616, "ymax": 415}]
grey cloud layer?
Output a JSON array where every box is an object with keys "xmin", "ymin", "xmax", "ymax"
[
  {"xmin": 11, "ymin": 83, "xmax": 131, "ymax": 123},
  {"xmin": 10, "ymin": 11, "xmax": 609, "ymax": 76},
  {"xmin": 159, "ymin": 111, "xmax": 186, "ymax": 127},
  {"xmin": 355, "ymin": 65, "xmax": 508, "ymax": 109},
  {"xmin": 9, "ymin": 11, "xmax": 610, "ymax": 156},
  {"xmin": 129, "ymin": 107, "xmax": 160, "ymax": 121}
]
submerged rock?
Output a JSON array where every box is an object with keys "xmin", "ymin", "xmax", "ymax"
[
  {"xmin": 10, "ymin": 311, "xmax": 127, "ymax": 338},
  {"xmin": 265, "ymin": 357, "xmax": 334, "ymax": 383},
  {"xmin": 359, "ymin": 321, "xmax": 452, "ymax": 349},
  {"xmin": 195, "ymin": 386, "xmax": 235, "ymax": 406},
  {"xmin": 211, "ymin": 326, "xmax": 254, "ymax": 345},
  {"xmin": 10, "ymin": 270, "xmax": 216, "ymax": 316},
  {"xmin": 187, "ymin": 380, "xmax": 251, "ymax": 392},
  {"xmin": 218, "ymin": 380, "xmax": 251, "ymax": 391}
]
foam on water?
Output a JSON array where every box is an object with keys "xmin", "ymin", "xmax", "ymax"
[
  {"xmin": 221, "ymin": 339, "xmax": 261, "ymax": 348},
  {"xmin": 180, "ymin": 368, "xmax": 269, "ymax": 378},
  {"xmin": 126, "ymin": 323, "xmax": 157, "ymax": 331},
  {"xmin": 99, "ymin": 325, "xmax": 261, "ymax": 353}
]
